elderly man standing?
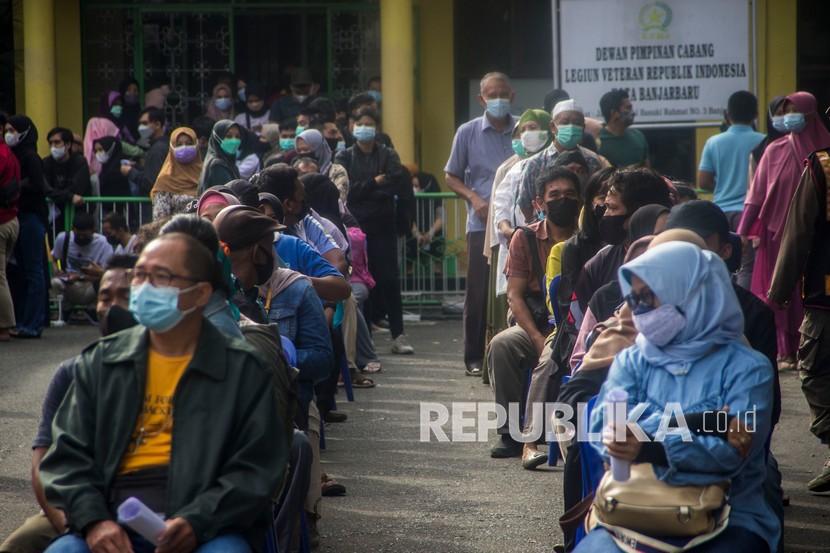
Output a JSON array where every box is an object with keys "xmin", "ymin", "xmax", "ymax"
[
  {"xmin": 40, "ymin": 233, "xmax": 287, "ymax": 553},
  {"xmin": 445, "ymin": 72, "xmax": 517, "ymax": 377},
  {"xmin": 517, "ymin": 99, "xmax": 609, "ymax": 221}
]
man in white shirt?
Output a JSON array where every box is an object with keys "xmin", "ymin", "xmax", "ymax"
[{"xmin": 102, "ymin": 211, "xmax": 138, "ymax": 256}]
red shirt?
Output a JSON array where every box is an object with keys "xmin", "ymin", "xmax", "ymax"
[{"xmin": 0, "ymin": 143, "xmax": 21, "ymax": 224}]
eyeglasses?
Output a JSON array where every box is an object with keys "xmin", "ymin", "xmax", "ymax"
[
  {"xmin": 624, "ymin": 288, "xmax": 657, "ymax": 314},
  {"xmin": 130, "ymin": 267, "xmax": 199, "ymax": 288}
]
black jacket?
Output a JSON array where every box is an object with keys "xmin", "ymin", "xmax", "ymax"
[
  {"xmin": 44, "ymin": 153, "xmax": 92, "ymax": 204},
  {"xmin": 337, "ymin": 143, "xmax": 414, "ymax": 236}
]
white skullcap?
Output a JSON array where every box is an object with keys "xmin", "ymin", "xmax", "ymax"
[{"xmin": 552, "ymin": 99, "xmax": 583, "ymax": 118}]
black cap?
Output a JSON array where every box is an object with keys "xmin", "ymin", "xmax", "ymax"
[{"xmin": 665, "ymin": 200, "xmax": 729, "ymax": 242}]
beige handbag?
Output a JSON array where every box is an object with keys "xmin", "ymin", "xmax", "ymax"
[{"xmin": 591, "ymin": 463, "xmax": 729, "ymax": 538}]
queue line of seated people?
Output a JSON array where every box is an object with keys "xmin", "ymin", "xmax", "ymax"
[
  {"xmin": 1, "ymin": 104, "xmax": 422, "ymax": 552},
  {"xmin": 483, "ymin": 102, "xmax": 783, "ymax": 551}
]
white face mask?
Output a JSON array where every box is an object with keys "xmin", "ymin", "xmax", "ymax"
[
  {"xmin": 4, "ymin": 132, "xmax": 19, "ymax": 147},
  {"xmin": 50, "ymin": 145, "xmax": 66, "ymax": 160},
  {"xmin": 95, "ymin": 151, "xmax": 110, "ymax": 164},
  {"xmin": 521, "ymin": 130, "xmax": 549, "ymax": 154}
]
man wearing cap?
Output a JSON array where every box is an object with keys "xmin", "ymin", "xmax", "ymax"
[
  {"xmin": 517, "ymin": 99, "xmax": 609, "ymax": 220},
  {"xmin": 445, "ymin": 72, "xmax": 517, "ymax": 376},
  {"xmin": 269, "ymin": 67, "xmax": 319, "ymax": 124}
]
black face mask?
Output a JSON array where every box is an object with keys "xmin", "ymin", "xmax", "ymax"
[
  {"xmin": 599, "ymin": 214, "xmax": 627, "ymax": 245},
  {"xmin": 100, "ymin": 304, "xmax": 138, "ymax": 337},
  {"xmin": 105, "ymin": 234, "xmax": 119, "ymax": 247},
  {"xmin": 74, "ymin": 234, "xmax": 93, "ymax": 247},
  {"xmin": 325, "ymin": 137, "xmax": 339, "ymax": 151},
  {"xmin": 254, "ymin": 246, "xmax": 275, "ymax": 285},
  {"xmin": 546, "ymin": 198, "xmax": 580, "ymax": 227}
]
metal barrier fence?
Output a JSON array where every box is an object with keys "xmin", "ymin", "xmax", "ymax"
[{"xmin": 50, "ymin": 193, "xmax": 469, "ymax": 310}]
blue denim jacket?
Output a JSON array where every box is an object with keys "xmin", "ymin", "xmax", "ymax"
[
  {"xmin": 590, "ymin": 342, "xmax": 779, "ymax": 547},
  {"xmin": 266, "ymin": 278, "xmax": 332, "ymax": 406}
]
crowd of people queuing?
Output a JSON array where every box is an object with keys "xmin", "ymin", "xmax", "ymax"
[
  {"xmin": 0, "ymin": 68, "xmax": 430, "ymax": 553},
  {"xmin": 449, "ymin": 71, "xmax": 830, "ymax": 552},
  {"xmin": 2, "ymin": 58, "xmax": 830, "ymax": 553}
]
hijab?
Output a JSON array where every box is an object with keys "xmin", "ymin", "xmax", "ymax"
[
  {"xmin": 118, "ymin": 77, "xmax": 141, "ymax": 136},
  {"xmin": 83, "ymin": 117, "xmax": 120, "ymax": 175},
  {"xmin": 151, "ymin": 127, "xmax": 202, "ymax": 199},
  {"xmin": 242, "ymin": 82, "xmax": 269, "ymax": 118},
  {"xmin": 747, "ymin": 92, "xmax": 830, "ymax": 238},
  {"xmin": 206, "ymin": 83, "xmax": 235, "ymax": 120},
  {"xmin": 627, "ymin": 204, "xmax": 669, "ymax": 243},
  {"xmin": 199, "ymin": 119, "xmax": 241, "ymax": 190},
  {"xmin": 300, "ymin": 172, "xmax": 346, "ymax": 236},
  {"xmin": 93, "ymin": 136, "xmax": 129, "ymax": 196},
  {"xmin": 517, "ymin": 109, "xmax": 553, "ymax": 156},
  {"xmin": 751, "ymin": 96, "xmax": 787, "ymax": 165},
  {"xmin": 619, "ymin": 241, "xmax": 744, "ymax": 375},
  {"xmin": 296, "ymin": 129, "xmax": 333, "ymax": 174},
  {"xmin": 7, "ymin": 115, "xmax": 39, "ymax": 154},
  {"xmin": 580, "ymin": 303, "xmax": 637, "ymax": 372},
  {"xmin": 196, "ymin": 189, "xmax": 240, "ymax": 218}
]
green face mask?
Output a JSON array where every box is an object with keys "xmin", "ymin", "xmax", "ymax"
[
  {"xmin": 220, "ymin": 137, "xmax": 242, "ymax": 156},
  {"xmin": 110, "ymin": 105, "xmax": 123, "ymax": 118},
  {"xmin": 555, "ymin": 124, "xmax": 583, "ymax": 149},
  {"xmin": 279, "ymin": 137, "xmax": 296, "ymax": 151},
  {"xmin": 295, "ymin": 125, "xmax": 306, "ymax": 135},
  {"xmin": 511, "ymin": 138, "xmax": 526, "ymax": 157}
]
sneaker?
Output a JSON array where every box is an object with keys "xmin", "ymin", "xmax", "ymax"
[
  {"xmin": 391, "ymin": 334, "xmax": 415, "ymax": 354},
  {"xmin": 807, "ymin": 457, "xmax": 830, "ymax": 493}
]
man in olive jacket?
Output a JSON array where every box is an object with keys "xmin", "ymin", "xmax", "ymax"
[{"xmin": 40, "ymin": 233, "xmax": 287, "ymax": 553}]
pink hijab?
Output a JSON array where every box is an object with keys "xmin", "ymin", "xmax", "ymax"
[
  {"xmin": 205, "ymin": 83, "xmax": 235, "ymax": 121},
  {"xmin": 83, "ymin": 117, "xmax": 120, "ymax": 175},
  {"xmin": 745, "ymin": 91, "xmax": 830, "ymax": 238}
]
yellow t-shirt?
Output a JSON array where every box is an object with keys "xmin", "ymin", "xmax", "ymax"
[{"xmin": 119, "ymin": 349, "xmax": 191, "ymax": 474}]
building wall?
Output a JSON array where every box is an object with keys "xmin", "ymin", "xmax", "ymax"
[
  {"xmin": 416, "ymin": 0, "xmax": 454, "ymax": 182},
  {"xmin": 55, "ymin": 0, "xmax": 83, "ymax": 135}
]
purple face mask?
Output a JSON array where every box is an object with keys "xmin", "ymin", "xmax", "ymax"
[{"xmin": 173, "ymin": 145, "xmax": 198, "ymax": 164}]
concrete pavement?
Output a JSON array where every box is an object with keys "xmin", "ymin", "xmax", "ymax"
[{"xmin": 1, "ymin": 321, "xmax": 830, "ymax": 552}]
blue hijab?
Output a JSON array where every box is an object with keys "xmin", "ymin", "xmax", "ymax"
[{"xmin": 618, "ymin": 241, "xmax": 744, "ymax": 375}]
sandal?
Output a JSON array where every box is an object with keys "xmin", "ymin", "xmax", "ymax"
[
  {"xmin": 352, "ymin": 376, "xmax": 375, "ymax": 388},
  {"xmin": 360, "ymin": 361, "xmax": 382, "ymax": 374},
  {"xmin": 321, "ymin": 473, "xmax": 347, "ymax": 497}
]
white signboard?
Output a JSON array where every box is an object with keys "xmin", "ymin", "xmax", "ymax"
[{"xmin": 557, "ymin": 0, "xmax": 752, "ymax": 125}]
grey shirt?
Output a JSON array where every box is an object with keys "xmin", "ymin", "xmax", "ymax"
[{"xmin": 445, "ymin": 114, "xmax": 517, "ymax": 233}]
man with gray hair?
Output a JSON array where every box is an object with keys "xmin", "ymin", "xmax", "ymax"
[
  {"xmin": 517, "ymin": 99, "xmax": 610, "ymax": 220},
  {"xmin": 445, "ymin": 72, "xmax": 517, "ymax": 376}
]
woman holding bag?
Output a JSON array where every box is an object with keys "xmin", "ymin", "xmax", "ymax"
[{"xmin": 576, "ymin": 241, "xmax": 779, "ymax": 552}]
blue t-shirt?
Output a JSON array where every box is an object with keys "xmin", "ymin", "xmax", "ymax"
[
  {"xmin": 699, "ymin": 124, "xmax": 765, "ymax": 213},
  {"xmin": 291, "ymin": 215, "xmax": 340, "ymax": 256},
  {"xmin": 275, "ymin": 233, "xmax": 341, "ymax": 278}
]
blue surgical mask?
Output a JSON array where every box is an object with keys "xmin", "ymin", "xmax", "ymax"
[
  {"xmin": 215, "ymin": 97, "xmax": 233, "ymax": 111},
  {"xmin": 782, "ymin": 113, "xmax": 807, "ymax": 133},
  {"xmin": 110, "ymin": 105, "xmax": 123, "ymax": 118},
  {"xmin": 555, "ymin": 124, "xmax": 583, "ymax": 149},
  {"xmin": 633, "ymin": 304, "xmax": 686, "ymax": 347},
  {"xmin": 279, "ymin": 137, "xmax": 296, "ymax": 151},
  {"xmin": 353, "ymin": 125, "xmax": 376, "ymax": 143},
  {"xmin": 771, "ymin": 115, "xmax": 788, "ymax": 133},
  {"xmin": 368, "ymin": 90, "xmax": 382, "ymax": 103},
  {"xmin": 129, "ymin": 282, "xmax": 199, "ymax": 332},
  {"xmin": 295, "ymin": 125, "xmax": 306, "ymax": 135},
  {"xmin": 512, "ymin": 138, "xmax": 526, "ymax": 157},
  {"xmin": 336, "ymin": 140, "xmax": 346, "ymax": 152},
  {"xmin": 485, "ymin": 98, "xmax": 511, "ymax": 119}
]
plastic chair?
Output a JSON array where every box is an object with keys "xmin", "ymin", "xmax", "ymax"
[
  {"xmin": 339, "ymin": 353, "xmax": 355, "ymax": 402},
  {"xmin": 279, "ymin": 336, "xmax": 298, "ymax": 367}
]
